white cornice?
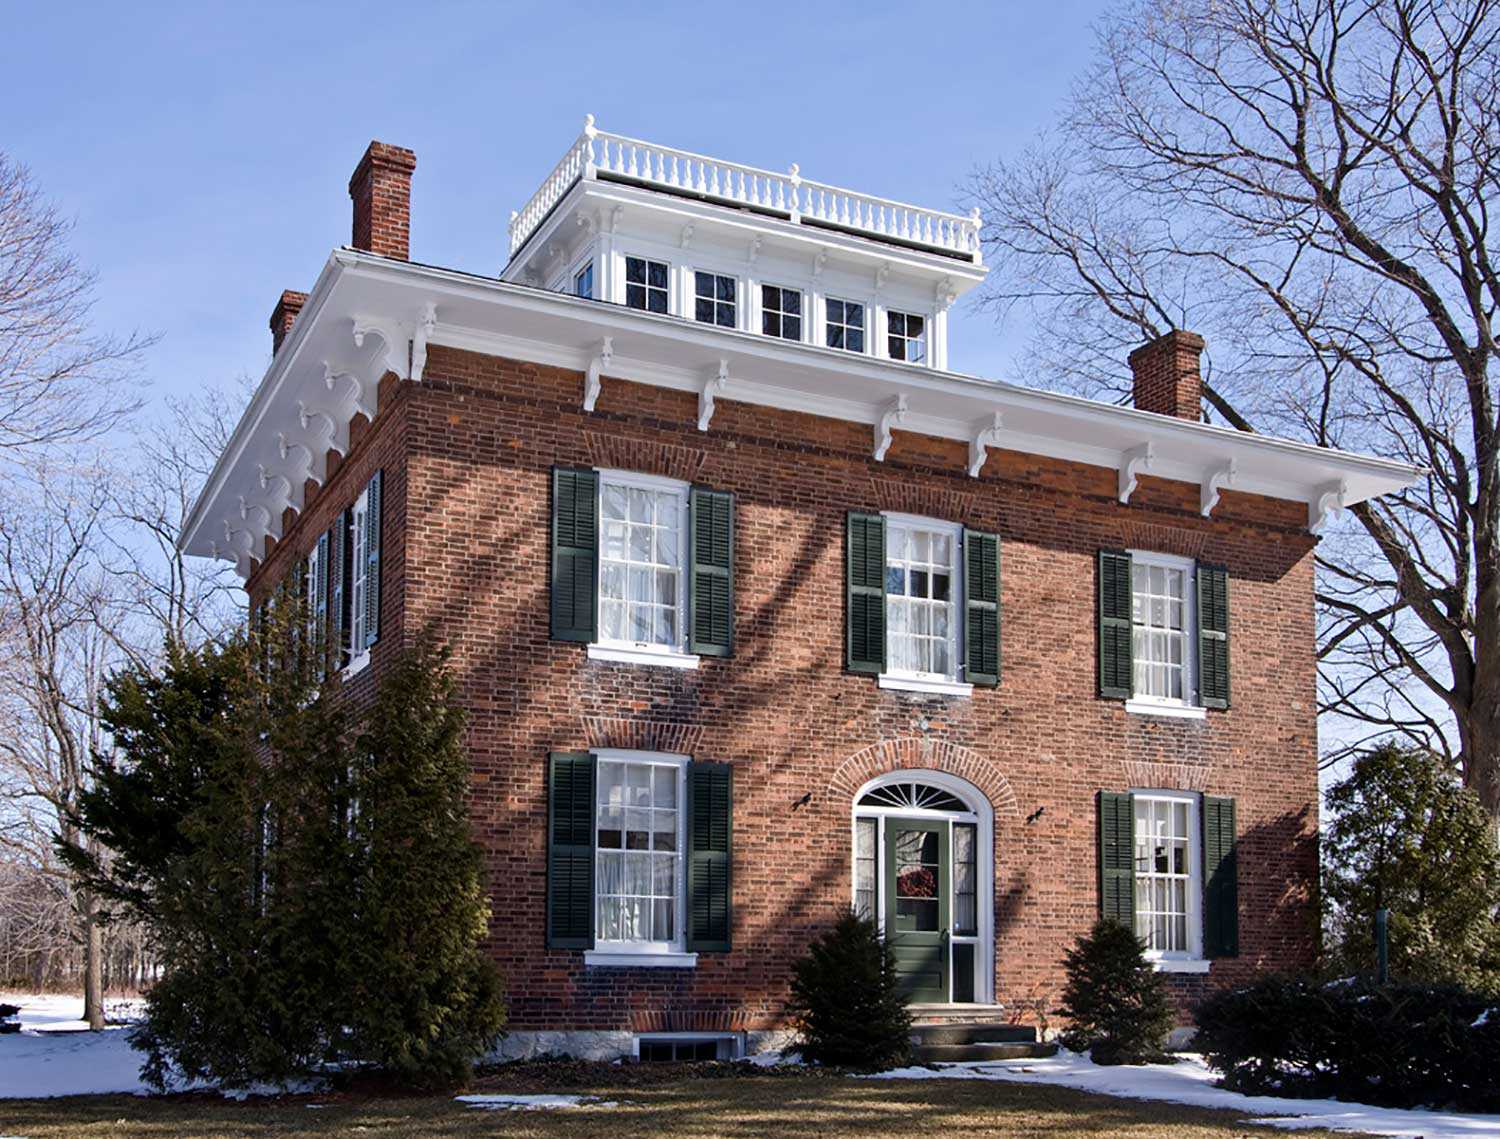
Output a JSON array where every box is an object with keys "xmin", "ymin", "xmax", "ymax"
[{"xmin": 181, "ymin": 249, "xmax": 1424, "ymax": 577}]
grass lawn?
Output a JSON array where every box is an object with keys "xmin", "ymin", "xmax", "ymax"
[{"xmin": 0, "ymin": 1065, "xmax": 1378, "ymax": 1137}]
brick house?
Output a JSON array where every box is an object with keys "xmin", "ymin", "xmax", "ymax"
[{"xmin": 182, "ymin": 123, "xmax": 1418, "ymax": 1060}]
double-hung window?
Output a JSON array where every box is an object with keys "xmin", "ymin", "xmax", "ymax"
[
  {"xmin": 887, "ymin": 310, "xmax": 927, "ymax": 363},
  {"xmin": 827, "ymin": 298, "xmax": 865, "ymax": 353},
  {"xmin": 693, "ymin": 271, "xmax": 737, "ymax": 328},
  {"xmin": 761, "ymin": 285, "xmax": 802, "ymax": 341},
  {"xmin": 625, "ymin": 256, "xmax": 670, "ymax": 313},
  {"xmin": 1133, "ymin": 791, "xmax": 1202, "ymax": 963},
  {"xmin": 348, "ymin": 487, "xmax": 370, "ymax": 663},
  {"xmin": 884, "ymin": 518, "xmax": 960, "ymax": 683},
  {"xmin": 594, "ymin": 752, "xmax": 686, "ymax": 953},
  {"xmin": 303, "ymin": 533, "xmax": 325, "ymax": 651},
  {"xmin": 1098, "ymin": 550, "xmax": 1229, "ymax": 714},
  {"xmin": 597, "ymin": 472, "xmax": 689, "ymax": 659},
  {"xmin": 1132, "ymin": 554, "xmax": 1193, "ymax": 705}
]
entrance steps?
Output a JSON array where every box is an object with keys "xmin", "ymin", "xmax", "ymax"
[{"xmin": 909, "ymin": 1005, "xmax": 1058, "ymax": 1063}]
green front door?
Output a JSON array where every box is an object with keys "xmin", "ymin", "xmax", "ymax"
[{"xmin": 884, "ymin": 817, "xmax": 949, "ymax": 1002}]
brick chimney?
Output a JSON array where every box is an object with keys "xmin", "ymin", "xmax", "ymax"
[
  {"xmin": 1128, "ymin": 330, "xmax": 1205, "ymax": 421},
  {"xmin": 269, "ymin": 290, "xmax": 308, "ymax": 355},
  {"xmin": 348, "ymin": 141, "xmax": 417, "ymax": 260}
]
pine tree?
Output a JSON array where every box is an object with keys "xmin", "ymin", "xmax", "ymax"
[
  {"xmin": 1058, "ymin": 918, "xmax": 1174, "ymax": 1065},
  {"xmin": 1324, "ymin": 743, "xmax": 1500, "ymax": 992},
  {"xmin": 343, "ymin": 638, "xmax": 507, "ymax": 1086},
  {"xmin": 787, "ymin": 909, "xmax": 912, "ymax": 1069}
]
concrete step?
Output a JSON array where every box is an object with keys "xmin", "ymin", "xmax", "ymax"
[
  {"xmin": 911, "ymin": 1023, "xmax": 1038, "ymax": 1046},
  {"xmin": 914, "ymin": 1041, "xmax": 1058, "ymax": 1063}
]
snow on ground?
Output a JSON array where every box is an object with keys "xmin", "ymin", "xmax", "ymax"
[
  {"xmin": 456, "ymin": 1094, "xmax": 619, "ymax": 1110},
  {"xmin": 870, "ymin": 1049, "xmax": 1500, "ymax": 1139},
  {"xmin": 0, "ymin": 993, "xmax": 154, "ymax": 1099}
]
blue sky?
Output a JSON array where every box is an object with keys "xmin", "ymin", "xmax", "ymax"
[{"xmin": 5, "ymin": 0, "xmax": 1112, "ymax": 405}]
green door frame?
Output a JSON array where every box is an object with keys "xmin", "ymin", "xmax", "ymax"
[{"xmin": 883, "ymin": 816, "xmax": 950, "ymax": 1003}]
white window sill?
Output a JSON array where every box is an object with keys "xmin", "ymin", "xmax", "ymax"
[
  {"xmin": 878, "ymin": 674, "xmax": 974, "ymax": 697},
  {"xmin": 1149, "ymin": 957, "xmax": 1211, "ymax": 974},
  {"xmin": 1125, "ymin": 699, "xmax": 1206, "ymax": 721},
  {"xmin": 342, "ymin": 650, "xmax": 371, "ymax": 679},
  {"xmin": 587, "ymin": 644, "xmax": 701, "ymax": 670},
  {"xmin": 584, "ymin": 949, "xmax": 698, "ymax": 969}
]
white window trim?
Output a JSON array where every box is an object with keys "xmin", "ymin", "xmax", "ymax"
[
  {"xmin": 881, "ymin": 512, "xmax": 967, "ymax": 693},
  {"xmin": 592, "ymin": 469, "xmax": 695, "ymax": 668},
  {"xmin": 343, "ymin": 486, "xmax": 371, "ymax": 678},
  {"xmin": 758, "ymin": 282, "xmax": 805, "ymax": 343},
  {"xmin": 1127, "ymin": 549, "xmax": 1199, "ymax": 712},
  {"xmin": 572, "ymin": 251, "xmax": 596, "ymax": 300},
  {"xmin": 688, "ymin": 267, "xmax": 741, "ymax": 331},
  {"xmin": 824, "ymin": 294, "xmax": 871, "ymax": 356},
  {"xmin": 622, "ymin": 252, "xmax": 672, "ymax": 315},
  {"xmin": 588, "ymin": 749, "xmax": 691, "ymax": 964},
  {"xmin": 885, "ymin": 307, "xmax": 932, "ymax": 365},
  {"xmin": 1131, "ymin": 788, "xmax": 1205, "ymax": 966}
]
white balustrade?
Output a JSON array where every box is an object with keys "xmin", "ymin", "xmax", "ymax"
[{"xmin": 508, "ymin": 118, "xmax": 981, "ymax": 262}]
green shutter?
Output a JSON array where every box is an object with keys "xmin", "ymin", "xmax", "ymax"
[
  {"xmin": 363, "ymin": 469, "xmax": 383, "ymax": 648},
  {"xmin": 964, "ymin": 529, "xmax": 1001, "ymax": 688},
  {"xmin": 689, "ymin": 487, "xmax": 734, "ymax": 657},
  {"xmin": 1203, "ymin": 796, "xmax": 1239, "ymax": 957},
  {"xmin": 329, "ymin": 513, "xmax": 347, "ymax": 668},
  {"xmin": 551, "ymin": 468, "xmax": 599, "ymax": 642},
  {"xmin": 1198, "ymin": 565, "xmax": 1230, "ymax": 710},
  {"xmin": 687, "ymin": 761, "xmax": 733, "ymax": 952},
  {"xmin": 846, "ymin": 512, "xmax": 886, "ymax": 674},
  {"xmin": 1099, "ymin": 790, "xmax": 1136, "ymax": 926},
  {"xmin": 314, "ymin": 531, "xmax": 330, "ymax": 642},
  {"xmin": 547, "ymin": 752, "xmax": 595, "ymax": 949},
  {"xmin": 1098, "ymin": 550, "xmax": 1133, "ymax": 700}
]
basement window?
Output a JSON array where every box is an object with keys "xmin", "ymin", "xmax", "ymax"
[{"xmin": 634, "ymin": 1034, "xmax": 740, "ymax": 1062}]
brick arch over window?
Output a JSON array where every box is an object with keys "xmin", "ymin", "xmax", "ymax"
[
  {"xmin": 827, "ymin": 738, "xmax": 1020, "ymax": 817},
  {"xmin": 582, "ymin": 717, "xmax": 704, "ymax": 755},
  {"xmin": 584, "ymin": 431, "xmax": 706, "ymax": 483}
]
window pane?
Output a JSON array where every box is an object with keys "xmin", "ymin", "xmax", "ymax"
[
  {"xmin": 626, "ymin": 258, "xmax": 645, "ymax": 284},
  {"xmin": 648, "ymin": 262, "xmax": 668, "ymax": 289}
]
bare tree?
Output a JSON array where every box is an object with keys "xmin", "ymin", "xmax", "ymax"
[
  {"xmin": 0, "ymin": 467, "xmax": 125, "ymax": 1027},
  {"xmin": 0, "ymin": 153, "xmax": 148, "ymax": 463},
  {"xmin": 106, "ymin": 385, "xmax": 249, "ymax": 654},
  {"xmin": 967, "ymin": 0, "xmax": 1500, "ymax": 814}
]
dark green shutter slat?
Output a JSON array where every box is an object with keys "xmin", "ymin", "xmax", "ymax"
[
  {"xmin": 689, "ymin": 487, "xmax": 734, "ymax": 657},
  {"xmin": 845, "ymin": 512, "xmax": 886, "ymax": 674},
  {"xmin": 1198, "ymin": 565, "xmax": 1230, "ymax": 710},
  {"xmin": 687, "ymin": 761, "xmax": 732, "ymax": 952},
  {"xmin": 329, "ymin": 513, "xmax": 347, "ymax": 667},
  {"xmin": 964, "ymin": 529, "xmax": 1001, "ymax": 687},
  {"xmin": 1098, "ymin": 790, "xmax": 1136, "ymax": 926},
  {"xmin": 1203, "ymin": 796, "xmax": 1238, "ymax": 957},
  {"xmin": 1098, "ymin": 550, "xmax": 1133, "ymax": 700},
  {"xmin": 547, "ymin": 752, "xmax": 595, "ymax": 949},
  {"xmin": 364, "ymin": 470, "xmax": 383, "ymax": 648},
  {"xmin": 551, "ymin": 468, "xmax": 599, "ymax": 642}
]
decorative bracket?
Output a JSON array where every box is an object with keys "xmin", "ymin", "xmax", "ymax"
[
  {"xmin": 680, "ymin": 223, "xmax": 694, "ymax": 250},
  {"xmin": 411, "ymin": 302, "xmax": 437, "ymax": 384},
  {"xmin": 324, "ymin": 362, "xmax": 374, "ymax": 422},
  {"xmin": 351, "ymin": 316, "xmax": 408, "ymax": 381},
  {"xmin": 608, "ymin": 204, "xmax": 623, "ymax": 234},
  {"xmin": 935, "ymin": 275, "xmax": 956, "ymax": 309},
  {"xmin": 584, "ymin": 336, "xmax": 614, "ymax": 413},
  {"xmin": 1118, "ymin": 443, "xmax": 1156, "ymax": 504},
  {"xmin": 812, "ymin": 248, "xmax": 828, "ymax": 279},
  {"xmin": 698, "ymin": 358, "xmax": 729, "ymax": 432},
  {"xmin": 296, "ymin": 401, "xmax": 345, "ymax": 458},
  {"xmin": 576, "ymin": 211, "xmax": 597, "ymax": 237},
  {"xmin": 1310, "ymin": 479, "xmax": 1348, "ymax": 533},
  {"xmin": 276, "ymin": 433, "xmax": 319, "ymax": 488},
  {"xmin": 1200, "ymin": 460, "xmax": 1237, "ymax": 517},
  {"xmin": 874, "ymin": 261, "xmax": 890, "ymax": 293},
  {"xmin": 967, "ymin": 412, "xmax": 1004, "ymax": 478},
  {"xmin": 874, "ymin": 394, "xmax": 909, "ymax": 462},
  {"xmin": 747, "ymin": 234, "xmax": 763, "ymax": 265}
]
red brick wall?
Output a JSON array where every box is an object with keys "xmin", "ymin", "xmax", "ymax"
[{"xmin": 252, "ymin": 343, "xmax": 1321, "ymax": 1034}]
